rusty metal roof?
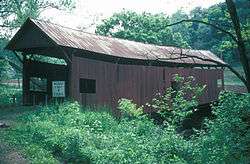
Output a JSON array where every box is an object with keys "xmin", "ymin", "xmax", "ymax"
[{"xmin": 7, "ymin": 18, "xmax": 227, "ymax": 66}]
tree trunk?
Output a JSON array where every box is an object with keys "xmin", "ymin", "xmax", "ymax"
[{"xmin": 226, "ymin": 0, "xmax": 250, "ymax": 92}]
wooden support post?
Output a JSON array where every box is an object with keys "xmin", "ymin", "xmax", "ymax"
[
  {"xmin": 33, "ymin": 94, "xmax": 35, "ymax": 106},
  {"xmin": 222, "ymin": 68, "xmax": 225, "ymax": 90},
  {"xmin": 68, "ymin": 54, "xmax": 73, "ymax": 98},
  {"xmin": 45, "ymin": 94, "xmax": 48, "ymax": 106},
  {"xmin": 22, "ymin": 53, "xmax": 29, "ymax": 105},
  {"xmin": 12, "ymin": 95, "xmax": 16, "ymax": 104},
  {"xmin": 18, "ymin": 78, "xmax": 21, "ymax": 89}
]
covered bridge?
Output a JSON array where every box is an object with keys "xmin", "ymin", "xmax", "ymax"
[{"xmin": 5, "ymin": 18, "xmax": 226, "ymax": 112}]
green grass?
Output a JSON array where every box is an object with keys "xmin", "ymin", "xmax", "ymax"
[
  {"xmin": 0, "ymin": 106, "xmax": 34, "ymax": 163},
  {"xmin": 0, "ymin": 106, "xmax": 34, "ymax": 120},
  {"xmin": 0, "ymin": 103, "xmax": 192, "ymax": 163}
]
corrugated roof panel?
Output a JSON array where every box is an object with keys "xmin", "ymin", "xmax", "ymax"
[{"xmin": 14, "ymin": 18, "xmax": 228, "ymax": 66}]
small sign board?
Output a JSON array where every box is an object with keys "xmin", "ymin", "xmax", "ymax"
[{"xmin": 52, "ymin": 81, "xmax": 65, "ymax": 97}]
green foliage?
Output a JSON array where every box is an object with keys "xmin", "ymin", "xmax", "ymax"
[
  {"xmin": 0, "ymin": 0, "xmax": 75, "ymax": 32},
  {"xmin": 118, "ymin": 98, "xmax": 144, "ymax": 118},
  {"xmin": 224, "ymin": 65, "xmax": 245, "ymax": 86},
  {"xmin": 4, "ymin": 101, "xmax": 192, "ymax": 163},
  {"xmin": 0, "ymin": 38, "xmax": 17, "ymax": 80},
  {"xmin": 154, "ymin": 128, "xmax": 193, "ymax": 163},
  {"xmin": 192, "ymin": 92, "xmax": 250, "ymax": 163},
  {"xmin": 0, "ymin": 84, "xmax": 22, "ymax": 106},
  {"xmin": 27, "ymin": 55, "xmax": 67, "ymax": 65},
  {"xmin": 96, "ymin": 10, "xmax": 188, "ymax": 48},
  {"xmin": 0, "ymin": 59, "xmax": 11, "ymax": 80},
  {"xmin": 96, "ymin": 1, "xmax": 249, "ymax": 64},
  {"xmin": 185, "ymin": 1, "xmax": 249, "ymax": 64},
  {"xmin": 2, "ymin": 90, "xmax": 249, "ymax": 163},
  {"xmin": 148, "ymin": 74, "xmax": 206, "ymax": 126}
]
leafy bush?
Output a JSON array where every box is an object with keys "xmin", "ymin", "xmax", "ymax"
[
  {"xmin": 118, "ymin": 98, "xmax": 144, "ymax": 118},
  {"xmin": 147, "ymin": 74, "xmax": 205, "ymax": 127},
  {"xmin": 192, "ymin": 92, "xmax": 250, "ymax": 163}
]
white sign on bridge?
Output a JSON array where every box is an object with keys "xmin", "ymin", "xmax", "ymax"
[{"xmin": 52, "ymin": 81, "xmax": 65, "ymax": 97}]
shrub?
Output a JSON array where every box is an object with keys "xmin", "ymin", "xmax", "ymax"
[
  {"xmin": 192, "ymin": 92, "xmax": 250, "ymax": 163},
  {"xmin": 155, "ymin": 127, "xmax": 194, "ymax": 163},
  {"xmin": 118, "ymin": 98, "xmax": 144, "ymax": 119},
  {"xmin": 147, "ymin": 74, "xmax": 206, "ymax": 127}
]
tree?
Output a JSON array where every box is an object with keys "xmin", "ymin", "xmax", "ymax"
[
  {"xmin": 170, "ymin": 10, "xmax": 190, "ymax": 48},
  {"xmin": 188, "ymin": 5, "xmax": 236, "ymax": 62},
  {"xmin": 187, "ymin": 1, "xmax": 249, "ymax": 64},
  {"xmin": 0, "ymin": 0, "xmax": 75, "ymax": 30},
  {"xmin": 226, "ymin": 0, "xmax": 250, "ymax": 91},
  {"xmin": 163, "ymin": 0, "xmax": 250, "ymax": 92},
  {"xmin": 96, "ymin": 11, "xmax": 189, "ymax": 48}
]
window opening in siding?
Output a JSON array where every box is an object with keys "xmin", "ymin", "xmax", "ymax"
[
  {"xmin": 80, "ymin": 78, "xmax": 96, "ymax": 94},
  {"xmin": 29, "ymin": 77, "xmax": 47, "ymax": 92}
]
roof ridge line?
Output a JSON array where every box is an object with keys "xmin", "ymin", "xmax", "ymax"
[{"xmin": 30, "ymin": 18, "xmax": 207, "ymax": 53}]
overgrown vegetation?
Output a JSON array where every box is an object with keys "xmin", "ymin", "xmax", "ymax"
[
  {"xmin": 147, "ymin": 75, "xmax": 206, "ymax": 127},
  {"xmin": 1, "ymin": 76, "xmax": 249, "ymax": 163},
  {"xmin": 0, "ymin": 84, "xmax": 21, "ymax": 106},
  {"xmin": 192, "ymin": 92, "xmax": 250, "ymax": 163}
]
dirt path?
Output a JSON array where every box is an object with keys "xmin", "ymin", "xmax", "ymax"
[
  {"xmin": 0, "ymin": 106, "xmax": 33, "ymax": 164},
  {"xmin": 0, "ymin": 142, "xmax": 27, "ymax": 164}
]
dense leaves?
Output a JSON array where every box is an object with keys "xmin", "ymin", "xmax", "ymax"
[
  {"xmin": 4, "ymin": 102, "xmax": 191, "ymax": 163},
  {"xmin": 96, "ymin": 1, "xmax": 250, "ymax": 64},
  {"xmin": 193, "ymin": 92, "xmax": 250, "ymax": 163},
  {"xmin": 0, "ymin": 0, "xmax": 75, "ymax": 31},
  {"xmin": 147, "ymin": 74, "xmax": 206, "ymax": 127},
  {"xmin": 96, "ymin": 11, "xmax": 189, "ymax": 48},
  {"xmin": 3, "ymin": 91, "xmax": 250, "ymax": 163}
]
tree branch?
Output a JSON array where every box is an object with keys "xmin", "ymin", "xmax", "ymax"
[
  {"xmin": 158, "ymin": 52, "xmax": 248, "ymax": 86},
  {"xmin": 227, "ymin": 66, "xmax": 247, "ymax": 85},
  {"xmin": 13, "ymin": 51, "xmax": 23, "ymax": 63},
  {"xmin": 0, "ymin": 56, "xmax": 22, "ymax": 72},
  {"xmin": 164, "ymin": 18, "xmax": 249, "ymax": 90},
  {"xmin": 0, "ymin": 24, "xmax": 12, "ymax": 28},
  {"xmin": 166, "ymin": 19, "xmax": 238, "ymax": 43}
]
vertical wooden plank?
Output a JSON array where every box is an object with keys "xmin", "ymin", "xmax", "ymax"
[
  {"xmin": 72, "ymin": 55, "xmax": 223, "ymax": 113},
  {"xmin": 22, "ymin": 53, "xmax": 29, "ymax": 105},
  {"xmin": 68, "ymin": 54, "xmax": 74, "ymax": 99}
]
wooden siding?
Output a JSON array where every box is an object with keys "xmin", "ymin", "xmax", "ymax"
[{"xmin": 70, "ymin": 55, "xmax": 223, "ymax": 113}]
